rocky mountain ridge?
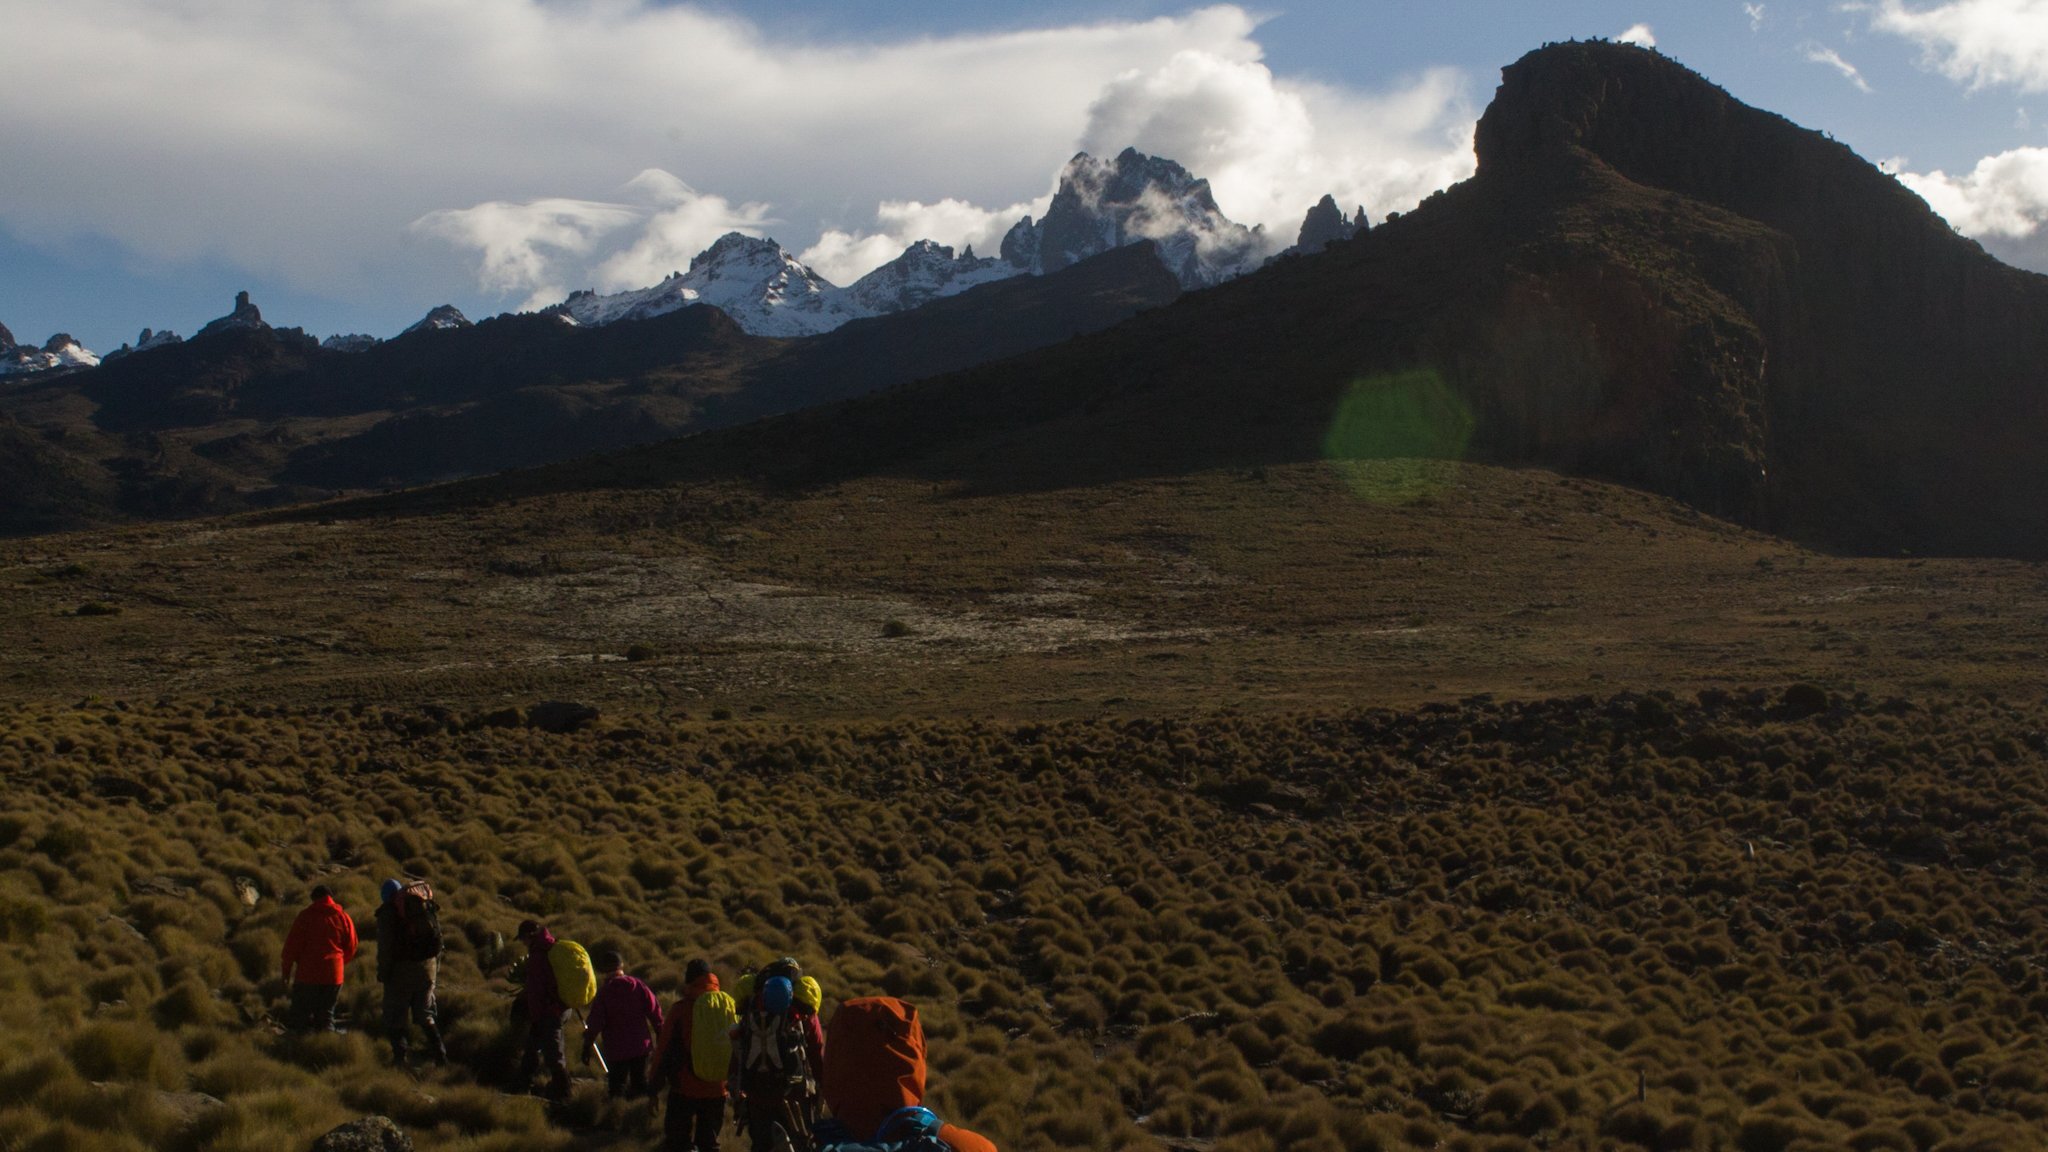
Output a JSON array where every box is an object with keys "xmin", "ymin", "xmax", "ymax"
[
  {"xmin": 8, "ymin": 147, "xmax": 1355, "ymax": 371},
  {"xmin": 494, "ymin": 40, "xmax": 2048, "ymax": 560}
]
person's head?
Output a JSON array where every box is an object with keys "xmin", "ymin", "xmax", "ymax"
[
  {"xmin": 597, "ymin": 948, "xmax": 624, "ymax": 975},
  {"xmin": 514, "ymin": 919, "xmax": 546, "ymax": 951},
  {"xmin": 685, "ymin": 958, "xmax": 711, "ymax": 984},
  {"xmin": 380, "ymin": 878, "xmax": 402, "ymax": 905},
  {"xmin": 310, "ymin": 884, "xmax": 332, "ymax": 902}
]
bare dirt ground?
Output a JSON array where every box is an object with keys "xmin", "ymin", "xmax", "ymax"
[{"xmin": 3, "ymin": 461, "xmax": 2041, "ymax": 719}]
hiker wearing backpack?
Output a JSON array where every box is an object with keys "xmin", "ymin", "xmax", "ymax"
[
  {"xmin": 818, "ymin": 998, "xmax": 998, "ymax": 1152},
  {"xmin": 651, "ymin": 958, "xmax": 735, "ymax": 1152},
  {"xmin": 512, "ymin": 919, "xmax": 573, "ymax": 1100},
  {"xmin": 732, "ymin": 958, "xmax": 825, "ymax": 1152},
  {"xmin": 582, "ymin": 948, "xmax": 663, "ymax": 1099},
  {"xmin": 280, "ymin": 885, "xmax": 358, "ymax": 1032},
  {"xmin": 375, "ymin": 878, "xmax": 447, "ymax": 1068}
]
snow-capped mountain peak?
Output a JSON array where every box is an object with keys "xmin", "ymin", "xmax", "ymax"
[
  {"xmin": 401, "ymin": 304, "xmax": 473, "ymax": 335},
  {"xmin": 1, "ymin": 331, "xmax": 100, "ymax": 376},
  {"xmin": 844, "ymin": 239, "xmax": 1021, "ymax": 314},
  {"xmin": 546, "ymin": 232, "xmax": 867, "ymax": 338},
  {"xmin": 1000, "ymin": 148, "xmax": 1265, "ymax": 289}
]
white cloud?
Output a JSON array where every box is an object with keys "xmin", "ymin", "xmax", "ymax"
[
  {"xmin": 1618, "ymin": 23, "xmax": 1659, "ymax": 48},
  {"xmin": 773, "ymin": 40, "xmax": 1479, "ymax": 286},
  {"xmin": 1804, "ymin": 44, "xmax": 1876, "ymax": 91},
  {"xmin": 590, "ymin": 172, "xmax": 776, "ymax": 297},
  {"xmin": 1078, "ymin": 52, "xmax": 1475, "ymax": 250},
  {"xmin": 1745, "ymin": 4, "xmax": 1769, "ymax": 31},
  {"xmin": 414, "ymin": 171, "xmax": 771, "ymax": 309},
  {"xmin": 409, "ymin": 198, "xmax": 639, "ymax": 306},
  {"xmin": 12, "ymin": 2, "xmax": 1444, "ymax": 324},
  {"xmin": 1866, "ymin": 0, "xmax": 2048, "ymax": 92},
  {"xmin": 1898, "ymin": 146, "xmax": 2048, "ymax": 236},
  {"xmin": 799, "ymin": 196, "xmax": 1044, "ymax": 284}
]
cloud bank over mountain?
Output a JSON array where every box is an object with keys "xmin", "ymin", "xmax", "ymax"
[{"xmin": 0, "ymin": 1, "xmax": 1475, "ymax": 314}]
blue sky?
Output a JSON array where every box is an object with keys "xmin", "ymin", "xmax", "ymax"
[{"xmin": 4, "ymin": 1, "xmax": 2047, "ymax": 354}]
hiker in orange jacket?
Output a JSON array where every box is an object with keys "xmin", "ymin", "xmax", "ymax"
[
  {"xmin": 280, "ymin": 884, "xmax": 359, "ymax": 1032},
  {"xmin": 651, "ymin": 959, "xmax": 730, "ymax": 1152}
]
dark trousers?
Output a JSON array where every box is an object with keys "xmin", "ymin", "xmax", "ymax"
[
  {"xmin": 517, "ymin": 1012, "xmax": 569, "ymax": 1096},
  {"xmin": 381, "ymin": 961, "xmax": 439, "ymax": 1048},
  {"xmin": 666, "ymin": 1093, "xmax": 726, "ymax": 1152},
  {"xmin": 605, "ymin": 1054, "xmax": 648, "ymax": 1099},
  {"xmin": 743, "ymin": 1092, "xmax": 813, "ymax": 1152},
  {"xmin": 286, "ymin": 982, "xmax": 340, "ymax": 1031}
]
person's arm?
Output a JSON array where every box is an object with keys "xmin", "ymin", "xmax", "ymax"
[
  {"xmin": 583, "ymin": 988, "xmax": 609, "ymax": 1056},
  {"xmin": 374, "ymin": 907, "xmax": 395, "ymax": 981},
  {"xmin": 804, "ymin": 1013, "xmax": 826, "ymax": 1081},
  {"xmin": 650, "ymin": 1004, "xmax": 683, "ymax": 1088},
  {"xmin": 280, "ymin": 912, "xmax": 303, "ymax": 981},
  {"xmin": 339, "ymin": 908, "xmax": 359, "ymax": 963},
  {"xmin": 644, "ymin": 984, "xmax": 664, "ymax": 1045}
]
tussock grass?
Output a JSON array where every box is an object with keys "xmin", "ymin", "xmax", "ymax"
[{"xmin": 0, "ymin": 691, "xmax": 2045, "ymax": 1147}]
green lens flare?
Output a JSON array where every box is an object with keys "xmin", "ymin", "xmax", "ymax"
[{"xmin": 1321, "ymin": 370, "xmax": 1473, "ymax": 504}]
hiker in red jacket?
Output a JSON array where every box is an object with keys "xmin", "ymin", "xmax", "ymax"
[
  {"xmin": 650, "ymin": 959, "xmax": 731, "ymax": 1152},
  {"xmin": 514, "ymin": 919, "xmax": 571, "ymax": 1100},
  {"xmin": 280, "ymin": 885, "xmax": 358, "ymax": 1032}
]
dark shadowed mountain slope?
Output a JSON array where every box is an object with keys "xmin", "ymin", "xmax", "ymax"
[
  {"xmin": 0, "ymin": 240, "xmax": 1176, "ymax": 523},
  {"xmin": 432, "ymin": 41, "xmax": 2048, "ymax": 558}
]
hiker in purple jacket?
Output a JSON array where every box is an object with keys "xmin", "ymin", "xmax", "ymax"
[
  {"xmin": 514, "ymin": 919, "xmax": 571, "ymax": 1100},
  {"xmin": 582, "ymin": 948, "xmax": 665, "ymax": 1099}
]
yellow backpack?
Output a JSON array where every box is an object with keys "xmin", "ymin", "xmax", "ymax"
[
  {"xmin": 691, "ymin": 989, "xmax": 739, "ymax": 1082},
  {"xmin": 553, "ymin": 940, "xmax": 597, "ymax": 1010}
]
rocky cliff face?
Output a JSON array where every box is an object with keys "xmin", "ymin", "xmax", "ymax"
[
  {"xmin": 1465, "ymin": 40, "xmax": 2048, "ymax": 553},
  {"xmin": 194, "ymin": 291, "xmax": 267, "ymax": 340},
  {"xmin": 1290, "ymin": 195, "xmax": 1367, "ymax": 255}
]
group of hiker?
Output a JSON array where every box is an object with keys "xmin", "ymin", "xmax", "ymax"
[{"xmin": 280, "ymin": 884, "xmax": 995, "ymax": 1152}]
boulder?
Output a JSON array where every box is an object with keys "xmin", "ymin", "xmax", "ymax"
[
  {"xmin": 527, "ymin": 700, "xmax": 600, "ymax": 733},
  {"xmin": 311, "ymin": 1116, "xmax": 413, "ymax": 1152}
]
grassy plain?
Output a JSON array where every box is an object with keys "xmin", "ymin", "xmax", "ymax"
[{"xmin": 1, "ymin": 461, "xmax": 2046, "ymax": 1151}]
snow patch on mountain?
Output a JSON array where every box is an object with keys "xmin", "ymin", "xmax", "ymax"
[{"xmin": 322, "ymin": 333, "xmax": 378, "ymax": 353}]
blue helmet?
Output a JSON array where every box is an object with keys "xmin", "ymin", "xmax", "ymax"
[
  {"xmin": 381, "ymin": 879, "xmax": 403, "ymax": 904},
  {"xmin": 876, "ymin": 1107, "xmax": 942, "ymax": 1143},
  {"xmin": 762, "ymin": 975, "xmax": 794, "ymax": 1013}
]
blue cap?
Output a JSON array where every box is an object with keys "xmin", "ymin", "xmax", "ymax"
[
  {"xmin": 762, "ymin": 976, "xmax": 794, "ymax": 1013},
  {"xmin": 381, "ymin": 879, "xmax": 403, "ymax": 903}
]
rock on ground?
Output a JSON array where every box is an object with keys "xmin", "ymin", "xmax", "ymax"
[{"xmin": 310, "ymin": 1116, "xmax": 413, "ymax": 1152}]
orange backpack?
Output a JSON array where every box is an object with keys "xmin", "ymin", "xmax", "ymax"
[{"xmin": 823, "ymin": 997, "xmax": 927, "ymax": 1138}]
